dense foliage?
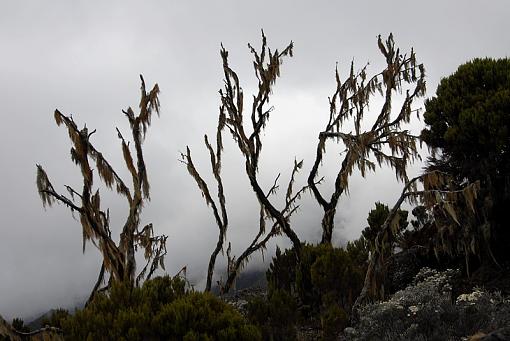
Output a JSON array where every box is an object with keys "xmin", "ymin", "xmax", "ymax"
[
  {"xmin": 49, "ymin": 276, "xmax": 261, "ymax": 340},
  {"xmin": 246, "ymin": 290, "xmax": 298, "ymax": 341},
  {"xmin": 421, "ymin": 58, "xmax": 510, "ymax": 263},
  {"xmin": 362, "ymin": 202, "xmax": 408, "ymax": 251},
  {"xmin": 422, "ymin": 58, "xmax": 510, "ymax": 181},
  {"xmin": 268, "ymin": 244, "xmax": 365, "ymax": 317},
  {"xmin": 11, "ymin": 318, "xmax": 30, "ymax": 333},
  {"xmin": 246, "ymin": 243, "xmax": 366, "ymax": 339}
]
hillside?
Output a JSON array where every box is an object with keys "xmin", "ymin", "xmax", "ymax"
[
  {"xmin": 0, "ymin": 315, "xmax": 19, "ymax": 341},
  {"xmin": 0, "ymin": 315, "xmax": 63, "ymax": 341}
]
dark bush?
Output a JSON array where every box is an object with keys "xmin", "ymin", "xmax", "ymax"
[
  {"xmin": 254, "ymin": 243, "xmax": 366, "ymax": 339},
  {"xmin": 11, "ymin": 317, "xmax": 30, "ymax": 333},
  {"xmin": 311, "ymin": 245, "xmax": 365, "ymax": 310},
  {"xmin": 153, "ymin": 291, "xmax": 261, "ymax": 340},
  {"xmin": 41, "ymin": 308, "xmax": 70, "ymax": 330},
  {"xmin": 47, "ymin": 276, "xmax": 261, "ymax": 340},
  {"xmin": 246, "ymin": 290, "xmax": 298, "ymax": 341},
  {"xmin": 320, "ymin": 304, "xmax": 348, "ymax": 340},
  {"xmin": 267, "ymin": 243, "xmax": 365, "ymax": 318}
]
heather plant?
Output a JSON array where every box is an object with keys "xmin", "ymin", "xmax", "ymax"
[
  {"xmin": 41, "ymin": 309, "xmax": 70, "ymax": 330},
  {"xmin": 308, "ymin": 34, "xmax": 425, "ymax": 244},
  {"xmin": 320, "ymin": 303, "xmax": 349, "ymax": 340},
  {"xmin": 252, "ymin": 243, "xmax": 365, "ymax": 339},
  {"xmin": 246, "ymin": 290, "xmax": 298, "ymax": 341},
  {"xmin": 47, "ymin": 276, "xmax": 261, "ymax": 340},
  {"xmin": 267, "ymin": 244, "xmax": 364, "ymax": 318}
]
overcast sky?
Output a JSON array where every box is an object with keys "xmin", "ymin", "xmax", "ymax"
[{"xmin": 1, "ymin": 0, "xmax": 509, "ymax": 320}]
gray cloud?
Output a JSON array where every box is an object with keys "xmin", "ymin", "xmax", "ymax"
[{"xmin": 1, "ymin": 0, "xmax": 508, "ymax": 320}]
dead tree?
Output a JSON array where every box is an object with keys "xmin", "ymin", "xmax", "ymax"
[
  {"xmin": 352, "ymin": 170, "xmax": 481, "ymax": 317},
  {"xmin": 182, "ymin": 32, "xmax": 317, "ymax": 293},
  {"xmin": 36, "ymin": 76, "xmax": 167, "ymax": 300},
  {"xmin": 308, "ymin": 34, "xmax": 426, "ymax": 244}
]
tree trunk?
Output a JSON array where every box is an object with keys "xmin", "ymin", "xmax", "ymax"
[
  {"xmin": 205, "ymin": 232, "xmax": 224, "ymax": 292},
  {"xmin": 320, "ymin": 206, "xmax": 336, "ymax": 244},
  {"xmin": 351, "ymin": 253, "xmax": 375, "ymax": 323},
  {"xmin": 247, "ymin": 165, "xmax": 302, "ymax": 257}
]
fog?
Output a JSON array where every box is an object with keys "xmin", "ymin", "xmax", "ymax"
[{"xmin": 1, "ymin": 0, "xmax": 508, "ymax": 320}]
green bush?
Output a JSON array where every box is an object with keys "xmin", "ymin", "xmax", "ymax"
[
  {"xmin": 246, "ymin": 290, "xmax": 298, "ymax": 341},
  {"xmin": 253, "ymin": 243, "xmax": 366, "ymax": 339},
  {"xmin": 47, "ymin": 276, "xmax": 261, "ymax": 340},
  {"xmin": 41, "ymin": 308, "xmax": 70, "ymax": 330},
  {"xmin": 267, "ymin": 243, "xmax": 365, "ymax": 318},
  {"xmin": 311, "ymin": 245, "xmax": 365, "ymax": 310},
  {"xmin": 421, "ymin": 58, "xmax": 510, "ymax": 265},
  {"xmin": 320, "ymin": 304, "xmax": 348, "ymax": 340},
  {"xmin": 153, "ymin": 291, "xmax": 260, "ymax": 340}
]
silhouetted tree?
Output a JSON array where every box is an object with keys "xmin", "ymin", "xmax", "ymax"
[
  {"xmin": 362, "ymin": 202, "xmax": 408, "ymax": 252},
  {"xmin": 182, "ymin": 32, "xmax": 317, "ymax": 292},
  {"xmin": 11, "ymin": 318, "xmax": 29, "ymax": 333},
  {"xmin": 308, "ymin": 34, "xmax": 426, "ymax": 244},
  {"xmin": 36, "ymin": 76, "xmax": 167, "ymax": 300},
  {"xmin": 422, "ymin": 57, "xmax": 510, "ymax": 263}
]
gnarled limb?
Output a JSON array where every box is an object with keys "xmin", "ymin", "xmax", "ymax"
[
  {"xmin": 86, "ymin": 261, "xmax": 106, "ymax": 306},
  {"xmin": 219, "ymin": 32, "xmax": 301, "ymax": 254},
  {"xmin": 184, "ymin": 33, "xmax": 309, "ymax": 293},
  {"xmin": 308, "ymin": 34, "xmax": 426, "ymax": 244},
  {"xmin": 36, "ymin": 76, "xmax": 167, "ymax": 295}
]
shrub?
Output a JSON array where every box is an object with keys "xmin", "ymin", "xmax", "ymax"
[
  {"xmin": 41, "ymin": 308, "xmax": 70, "ymax": 330},
  {"xmin": 254, "ymin": 243, "xmax": 366, "ymax": 339},
  {"xmin": 311, "ymin": 245, "xmax": 365, "ymax": 310},
  {"xmin": 349, "ymin": 268, "xmax": 510, "ymax": 341},
  {"xmin": 47, "ymin": 276, "xmax": 261, "ymax": 340},
  {"xmin": 320, "ymin": 304, "xmax": 348, "ymax": 340},
  {"xmin": 153, "ymin": 292, "xmax": 261, "ymax": 340},
  {"xmin": 246, "ymin": 290, "xmax": 298, "ymax": 341},
  {"xmin": 267, "ymin": 243, "xmax": 365, "ymax": 317},
  {"xmin": 11, "ymin": 318, "xmax": 30, "ymax": 333}
]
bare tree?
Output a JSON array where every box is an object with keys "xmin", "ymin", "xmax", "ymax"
[
  {"xmin": 36, "ymin": 76, "xmax": 167, "ymax": 301},
  {"xmin": 308, "ymin": 34, "xmax": 426, "ymax": 244},
  {"xmin": 182, "ymin": 32, "xmax": 317, "ymax": 293}
]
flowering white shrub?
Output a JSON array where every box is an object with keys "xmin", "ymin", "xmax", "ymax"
[
  {"xmin": 456, "ymin": 289, "xmax": 484, "ymax": 304},
  {"xmin": 348, "ymin": 268, "xmax": 510, "ymax": 341}
]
